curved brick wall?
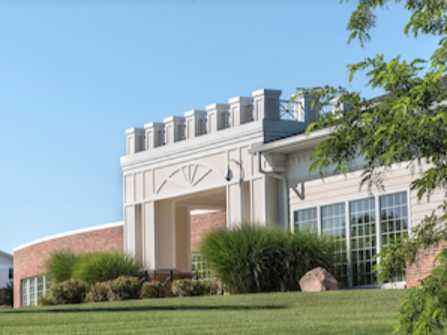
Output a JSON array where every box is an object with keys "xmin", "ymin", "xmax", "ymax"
[
  {"xmin": 13, "ymin": 223, "xmax": 123, "ymax": 307},
  {"xmin": 406, "ymin": 242, "xmax": 446, "ymax": 288}
]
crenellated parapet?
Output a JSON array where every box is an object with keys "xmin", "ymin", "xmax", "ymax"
[{"xmin": 125, "ymin": 88, "xmax": 312, "ymax": 155}]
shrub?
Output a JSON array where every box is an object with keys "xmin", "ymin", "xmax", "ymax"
[
  {"xmin": 171, "ymin": 279, "xmax": 220, "ymax": 297},
  {"xmin": 376, "ymin": 239, "xmax": 407, "ymax": 283},
  {"xmin": 48, "ymin": 279, "xmax": 87, "ymax": 305},
  {"xmin": 85, "ymin": 281, "xmax": 113, "ymax": 303},
  {"xmin": 47, "ymin": 251, "xmax": 80, "ymax": 283},
  {"xmin": 171, "ymin": 279, "xmax": 194, "ymax": 297},
  {"xmin": 2, "ymin": 283, "xmax": 13, "ymax": 306},
  {"xmin": 199, "ymin": 279, "xmax": 221, "ymax": 295},
  {"xmin": 284, "ymin": 230, "xmax": 337, "ymax": 289},
  {"xmin": 200, "ymin": 224, "xmax": 336, "ymax": 294},
  {"xmin": 397, "ymin": 249, "xmax": 447, "ymax": 335},
  {"xmin": 40, "ymin": 295, "xmax": 56, "ymax": 306},
  {"xmin": 140, "ymin": 281, "xmax": 169, "ymax": 298},
  {"xmin": 72, "ymin": 252, "xmax": 142, "ymax": 285},
  {"xmin": 109, "ymin": 276, "xmax": 141, "ymax": 301}
]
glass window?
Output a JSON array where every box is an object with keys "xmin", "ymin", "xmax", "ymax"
[
  {"xmin": 37, "ymin": 277, "xmax": 45, "ymax": 303},
  {"xmin": 294, "ymin": 208, "xmax": 318, "ymax": 233},
  {"xmin": 29, "ymin": 278, "xmax": 36, "ymax": 306},
  {"xmin": 380, "ymin": 192, "xmax": 409, "ymax": 245},
  {"xmin": 350, "ymin": 197, "xmax": 377, "ymax": 286},
  {"xmin": 321, "ymin": 203, "xmax": 348, "ymax": 287},
  {"xmin": 21, "ymin": 279, "xmax": 28, "ymax": 307},
  {"xmin": 20, "ymin": 275, "xmax": 48, "ymax": 307},
  {"xmin": 192, "ymin": 253, "xmax": 211, "ymax": 280}
]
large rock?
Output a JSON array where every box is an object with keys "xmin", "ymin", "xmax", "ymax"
[{"xmin": 299, "ymin": 267, "xmax": 338, "ymax": 292}]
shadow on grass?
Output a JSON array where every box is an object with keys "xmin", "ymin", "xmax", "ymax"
[{"xmin": 4, "ymin": 304, "xmax": 288, "ymax": 314}]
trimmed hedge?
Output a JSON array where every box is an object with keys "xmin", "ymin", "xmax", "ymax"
[
  {"xmin": 109, "ymin": 276, "xmax": 141, "ymax": 301},
  {"xmin": 85, "ymin": 276, "xmax": 142, "ymax": 302},
  {"xmin": 85, "ymin": 282, "xmax": 112, "ymax": 303},
  {"xmin": 171, "ymin": 279, "xmax": 220, "ymax": 297},
  {"xmin": 200, "ymin": 224, "xmax": 337, "ymax": 294},
  {"xmin": 47, "ymin": 279, "xmax": 87, "ymax": 305},
  {"xmin": 140, "ymin": 281, "xmax": 169, "ymax": 298}
]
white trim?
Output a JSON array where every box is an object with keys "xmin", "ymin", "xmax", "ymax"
[
  {"xmin": 13, "ymin": 221, "xmax": 123, "ymax": 252},
  {"xmin": 249, "ymin": 127, "xmax": 333, "ymax": 154}
]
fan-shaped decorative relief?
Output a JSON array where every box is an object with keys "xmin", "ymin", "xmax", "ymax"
[{"xmin": 156, "ymin": 163, "xmax": 213, "ymax": 193}]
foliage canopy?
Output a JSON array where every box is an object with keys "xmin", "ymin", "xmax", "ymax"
[{"xmin": 298, "ymin": 1, "xmax": 447, "ymax": 333}]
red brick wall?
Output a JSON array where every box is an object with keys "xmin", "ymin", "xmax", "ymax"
[
  {"xmin": 13, "ymin": 224, "xmax": 123, "ymax": 307},
  {"xmin": 406, "ymin": 242, "xmax": 446, "ymax": 288},
  {"xmin": 191, "ymin": 211, "xmax": 226, "ymax": 250}
]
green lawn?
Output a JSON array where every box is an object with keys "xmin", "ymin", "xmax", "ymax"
[{"xmin": 0, "ymin": 289, "xmax": 405, "ymax": 335}]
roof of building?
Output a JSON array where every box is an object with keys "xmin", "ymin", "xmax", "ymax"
[
  {"xmin": 13, "ymin": 221, "xmax": 123, "ymax": 253},
  {"xmin": 250, "ymin": 127, "xmax": 333, "ymax": 154}
]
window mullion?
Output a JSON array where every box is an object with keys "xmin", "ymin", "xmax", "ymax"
[
  {"xmin": 317, "ymin": 206, "xmax": 321, "ymax": 235},
  {"xmin": 375, "ymin": 195, "xmax": 381, "ymax": 266},
  {"xmin": 345, "ymin": 200, "xmax": 352, "ymax": 288}
]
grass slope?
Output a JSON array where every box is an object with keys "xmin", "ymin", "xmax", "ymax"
[{"xmin": 0, "ymin": 289, "xmax": 405, "ymax": 335}]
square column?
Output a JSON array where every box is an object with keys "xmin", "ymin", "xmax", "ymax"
[
  {"xmin": 251, "ymin": 89, "xmax": 282, "ymax": 121},
  {"xmin": 155, "ymin": 199, "xmax": 176, "ymax": 269},
  {"xmin": 228, "ymin": 96, "xmax": 253, "ymax": 127},
  {"xmin": 184, "ymin": 109, "xmax": 207, "ymax": 139},
  {"xmin": 144, "ymin": 122, "xmax": 164, "ymax": 150},
  {"xmin": 124, "ymin": 204, "xmax": 143, "ymax": 263},
  {"xmin": 164, "ymin": 116, "xmax": 185, "ymax": 145},
  {"xmin": 142, "ymin": 201, "xmax": 157, "ymax": 270},
  {"xmin": 206, "ymin": 103, "xmax": 229, "ymax": 133},
  {"xmin": 125, "ymin": 128, "xmax": 145, "ymax": 154}
]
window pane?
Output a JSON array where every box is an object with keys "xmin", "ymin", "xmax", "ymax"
[
  {"xmin": 380, "ymin": 191, "xmax": 409, "ymax": 245},
  {"xmin": 321, "ymin": 202, "xmax": 348, "ymax": 287},
  {"xmin": 37, "ymin": 277, "xmax": 44, "ymax": 305},
  {"xmin": 192, "ymin": 252, "xmax": 212, "ymax": 280},
  {"xmin": 21, "ymin": 280, "xmax": 28, "ymax": 307},
  {"xmin": 29, "ymin": 278, "xmax": 35, "ymax": 306},
  {"xmin": 379, "ymin": 191, "xmax": 409, "ymax": 281},
  {"xmin": 350, "ymin": 197, "xmax": 377, "ymax": 286},
  {"xmin": 294, "ymin": 208, "xmax": 318, "ymax": 233}
]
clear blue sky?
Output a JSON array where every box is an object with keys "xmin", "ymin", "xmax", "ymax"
[{"xmin": 0, "ymin": 1, "xmax": 438, "ymax": 252}]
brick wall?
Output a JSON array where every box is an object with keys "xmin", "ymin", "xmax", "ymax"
[
  {"xmin": 13, "ymin": 224, "xmax": 123, "ymax": 308},
  {"xmin": 406, "ymin": 242, "xmax": 446, "ymax": 288},
  {"xmin": 190, "ymin": 211, "xmax": 226, "ymax": 250}
]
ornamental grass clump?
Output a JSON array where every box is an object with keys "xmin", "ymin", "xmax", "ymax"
[
  {"xmin": 72, "ymin": 252, "xmax": 142, "ymax": 285},
  {"xmin": 200, "ymin": 224, "xmax": 336, "ymax": 294},
  {"xmin": 47, "ymin": 251, "xmax": 80, "ymax": 283}
]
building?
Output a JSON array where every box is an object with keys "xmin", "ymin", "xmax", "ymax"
[
  {"xmin": 13, "ymin": 222, "xmax": 123, "ymax": 307},
  {"xmin": 121, "ymin": 88, "xmax": 443, "ymax": 288},
  {"xmin": 13, "ymin": 212, "xmax": 224, "ymax": 307},
  {"xmin": 13, "ymin": 88, "xmax": 444, "ymax": 307},
  {"xmin": 0, "ymin": 250, "xmax": 13, "ymax": 289}
]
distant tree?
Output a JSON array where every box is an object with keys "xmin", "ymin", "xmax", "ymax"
[{"xmin": 295, "ymin": 1, "xmax": 447, "ymax": 334}]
